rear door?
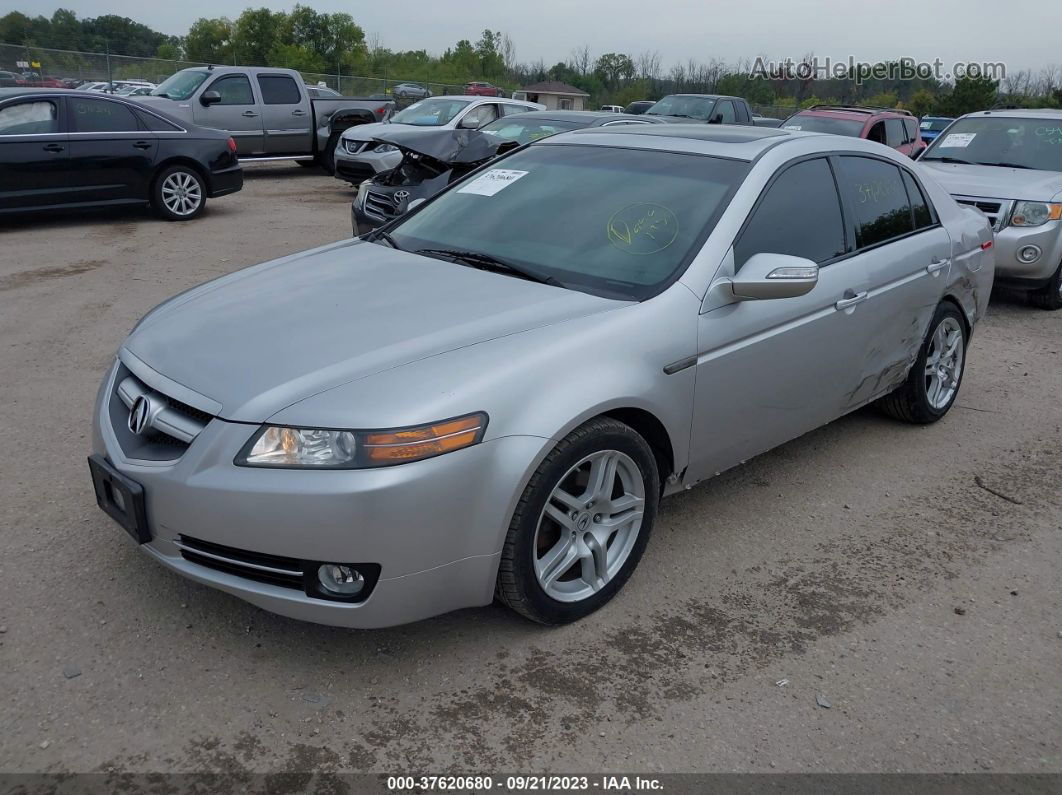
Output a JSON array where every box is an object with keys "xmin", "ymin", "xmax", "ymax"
[
  {"xmin": 0, "ymin": 96, "xmax": 70, "ymax": 210},
  {"xmin": 832, "ymin": 155, "xmax": 951, "ymax": 404},
  {"xmin": 65, "ymin": 95, "xmax": 157, "ymax": 203},
  {"xmin": 256, "ymin": 73, "xmax": 312, "ymax": 154},
  {"xmin": 193, "ymin": 72, "xmax": 264, "ymax": 155},
  {"xmin": 688, "ymin": 156, "xmax": 872, "ymax": 482}
]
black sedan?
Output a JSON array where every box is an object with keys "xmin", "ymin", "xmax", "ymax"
[{"xmin": 0, "ymin": 88, "xmax": 242, "ymax": 221}]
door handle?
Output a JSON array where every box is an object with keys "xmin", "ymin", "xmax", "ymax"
[
  {"xmin": 291, "ymin": 109, "xmax": 306, "ymax": 116},
  {"xmin": 132, "ymin": 141, "xmax": 152, "ymax": 150},
  {"xmin": 242, "ymin": 111, "xmax": 259, "ymax": 118},
  {"xmin": 42, "ymin": 143, "xmax": 64, "ymax": 153},
  {"xmin": 927, "ymin": 258, "xmax": 950, "ymax": 275},
  {"xmin": 835, "ymin": 290, "xmax": 869, "ymax": 311}
]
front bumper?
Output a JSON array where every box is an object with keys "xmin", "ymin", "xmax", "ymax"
[
  {"xmin": 992, "ymin": 221, "xmax": 1062, "ymax": 288},
  {"xmin": 91, "ymin": 358, "xmax": 544, "ymax": 628},
  {"xmin": 333, "ymin": 145, "xmax": 402, "ymax": 184}
]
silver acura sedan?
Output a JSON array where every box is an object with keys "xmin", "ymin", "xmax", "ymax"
[{"xmin": 90, "ymin": 126, "xmax": 995, "ymax": 628}]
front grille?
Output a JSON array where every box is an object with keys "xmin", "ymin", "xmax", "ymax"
[
  {"xmin": 335, "ymin": 161, "xmax": 376, "ymax": 182},
  {"xmin": 954, "ymin": 196, "xmax": 1012, "ymax": 231},
  {"xmin": 108, "ymin": 366, "xmax": 215, "ymax": 461},
  {"xmin": 175, "ymin": 535, "xmax": 304, "ymax": 590},
  {"xmin": 364, "ymin": 189, "xmax": 399, "ymax": 221}
]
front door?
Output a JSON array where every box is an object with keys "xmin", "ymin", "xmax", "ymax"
[
  {"xmin": 687, "ymin": 156, "xmax": 872, "ymax": 483},
  {"xmin": 193, "ymin": 73, "xmax": 264, "ymax": 156},
  {"xmin": 0, "ymin": 96, "xmax": 70, "ymax": 210},
  {"xmin": 256, "ymin": 74, "xmax": 312, "ymax": 154}
]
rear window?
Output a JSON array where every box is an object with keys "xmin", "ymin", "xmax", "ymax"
[{"xmin": 783, "ymin": 114, "xmax": 865, "ymax": 137}]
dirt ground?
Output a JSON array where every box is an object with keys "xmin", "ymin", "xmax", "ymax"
[{"xmin": 0, "ymin": 162, "xmax": 1059, "ymax": 776}]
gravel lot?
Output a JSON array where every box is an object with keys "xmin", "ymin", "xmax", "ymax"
[{"xmin": 0, "ymin": 162, "xmax": 1059, "ymax": 776}]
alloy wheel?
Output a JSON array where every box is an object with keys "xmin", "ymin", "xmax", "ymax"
[
  {"xmin": 533, "ymin": 449, "xmax": 645, "ymax": 603},
  {"xmin": 924, "ymin": 316, "xmax": 964, "ymax": 410},
  {"xmin": 160, "ymin": 171, "xmax": 202, "ymax": 217}
]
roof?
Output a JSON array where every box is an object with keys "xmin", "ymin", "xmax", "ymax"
[
  {"xmin": 520, "ymin": 81, "xmax": 590, "ymax": 97},
  {"xmin": 796, "ymin": 105, "xmax": 914, "ymax": 119},
  {"xmin": 502, "ymin": 109, "xmax": 663, "ymax": 124},
  {"xmin": 540, "ymin": 123, "xmax": 805, "ymax": 161},
  {"xmin": 964, "ymin": 108, "xmax": 1062, "ymax": 119}
]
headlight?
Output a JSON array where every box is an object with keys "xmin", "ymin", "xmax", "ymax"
[
  {"xmin": 374, "ymin": 143, "xmax": 397, "ymax": 153},
  {"xmin": 236, "ymin": 413, "xmax": 487, "ymax": 468},
  {"xmin": 1011, "ymin": 201, "xmax": 1062, "ymax": 227}
]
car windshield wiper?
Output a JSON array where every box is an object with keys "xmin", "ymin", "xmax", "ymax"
[
  {"xmin": 920, "ymin": 156, "xmax": 974, "ymax": 165},
  {"xmin": 980, "ymin": 161, "xmax": 1033, "ymax": 170},
  {"xmin": 415, "ymin": 248, "xmax": 562, "ymax": 286},
  {"xmin": 366, "ymin": 229, "xmax": 402, "ymax": 250}
]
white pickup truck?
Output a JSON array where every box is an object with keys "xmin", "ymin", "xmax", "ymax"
[
  {"xmin": 919, "ymin": 108, "xmax": 1062, "ymax": 309},
  {"xmin": 137, "ymin": 66, "xmax": 394, "ymax": 172}
]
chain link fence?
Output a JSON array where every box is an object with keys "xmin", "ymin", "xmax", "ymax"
[{"xmin": 0, "ymin": 42, "xmax": 512, "ymax": 101}]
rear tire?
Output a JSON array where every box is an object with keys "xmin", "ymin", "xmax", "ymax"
[
  {"xmin": 496, "ymin": 417, "xmax": 659, "ymax": 625},
  {"xmin": 152, "ymin": 164, "xmax": 206, "ymax": 222},
  {"xmin": 1030, "ymin": 261, "xmax": 1062, "ymax": 310},
  {"xmin": 877, "ymin": 302, "xmax": 967, "ymax": 424}
]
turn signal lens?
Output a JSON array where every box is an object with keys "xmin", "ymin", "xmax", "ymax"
[{"xmin": 364, "ymin": 414, "xmax": 486, "ymax": 463}]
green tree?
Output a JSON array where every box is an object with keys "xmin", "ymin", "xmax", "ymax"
[
  {"xmin": 594, "ymin": 53, "xmax": 633, "ymax": 89},
  {"xmin": 185, "ymin": 17, "xmax": 234, "ymax": 64},
  {"xmin": 907, "ymin": 88, "xmax": 936, "ymax": 117},
  {"xmin": 940, "ymin": 74, "xmax": 998, "ymax": 116},
  {"xmin": 234, "ymin": 7, "xmax": 284, "ymax": 66}
]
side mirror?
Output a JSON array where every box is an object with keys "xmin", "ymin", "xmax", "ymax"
[
  {"xmin": 730, "ymin": 253, "xmax": 818, "ymax": 300},
  {"xmin": 200, "ymin": 90, "xmax": 221, "ymax": 107},
  {"xmin": 708, "ymin": 113, "xmax": 723, "ymax": 124}
]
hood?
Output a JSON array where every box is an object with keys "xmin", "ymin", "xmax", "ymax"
[
  {"xmin": 341, "ymin": 121, "xmax": 415, "ymax": 142},
  {"xmin": 124, "ymin": 240, "xmax": 616, "ymax": 422},
  {"xmin": 918, "ymin": 161, "xmax": 1062, "ymax": 201},
  {"xmin": 131, "ymin": 95, "xmax": 193, "ymax": 119},
  {"xmin": 372, "ymin": 128, "xmax": 502, "ymax": 165}
]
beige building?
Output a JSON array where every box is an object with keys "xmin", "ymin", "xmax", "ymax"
[{"xmin": 515, "ymin": 81, "xmax": 590, "ymax": 111}]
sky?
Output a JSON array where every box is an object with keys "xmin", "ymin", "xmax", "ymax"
[{"xmin": 10, "ymin": 0, "xmax": 1062, "ymax": 76}]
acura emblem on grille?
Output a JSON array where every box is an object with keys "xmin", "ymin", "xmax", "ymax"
[{"xmin": 128, "ymin": 395, "xmax": 152, "ymax": 435}]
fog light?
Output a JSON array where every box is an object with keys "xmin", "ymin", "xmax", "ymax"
[
  {"xmin": 1018, "ymin": 245, "xmax": 1041, "ymax": 263},
  {"xmin": 317, "ymin": 564, "xmax": 365, "ymax": 596}
]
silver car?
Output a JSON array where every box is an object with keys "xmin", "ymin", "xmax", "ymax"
[
  {"xmin": 90, "ymin": 126, "xmax": 994, "ymax": 628},
  {"xmin": 919, "ymin": 109, "xmax": 1062, "ymax": 309}
]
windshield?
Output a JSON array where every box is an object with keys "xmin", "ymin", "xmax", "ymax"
[
  {"xmin": 479, "ymin": 117, "xmax": 584, "ymax": 144},
  {"xmin": 388, "ymin": 143, "xmax": 749, "ymax": 300},
  {"xmin": 391, "ymin": 98, "xmax": 471, "ymax": 126},
  {"xmin": 783, "ymin": 115, "xmax": 865, "ymax": 137},
  {"xmin": 645, "ymin": 95, "xmax": 717, "ymax": 120},
  {"xmin": 922, "ymin": 116, "xmax": 1062, "ymax": 171},
  {"xmin": 152, "ymin": 70, "xmax": 209, "ymax": 100},
  {"xmin": 920, "ymin": 117, "xmax": 953, "ymax": 132}
]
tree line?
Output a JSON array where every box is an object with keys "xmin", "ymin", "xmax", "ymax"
[{"xmin": 3, "ymin": 6, "xmax": 1062, "ymax": 115}]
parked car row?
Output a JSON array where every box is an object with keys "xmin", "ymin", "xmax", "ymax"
[{"xmin": 89, "ymin": 122, "xmax": 998, "ymax": 629}]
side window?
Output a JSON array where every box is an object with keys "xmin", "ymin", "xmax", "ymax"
[
  {"xmin": 884, "ymin": 118, "xmax": 905, "ymax": 147},
  {"xmin": 209, "ymin": 75, "xmax": 254, "ymax": 105},
  {"xmin": 463, "ymin": 104, "xmax": 499, "ymax": 127},
  {"xmin": 735, "ymin": 102, "xmax": 750, "ymax": 123},
  {"xmin": 257, "ymin": 75, "xmax": 302, "ymax": 105},
  {"xmin": 902, "ymin": 170, "xmax": 934, "ymax": 230},
  {"xmin": 500, "ymin": 104, "xmax": 526, "ymax": 116},
  {"xmin": 734, "ymin": 158, "xmax": 847, "ymax": 269},
  {"xmin": 716, "ymin": 101, "xmax": 737, "ymax": 123},
  {"xmin": 69, "ymin": 97, "xmax": 139, "ymax": 133},
  {"xmin": 866, "ymin": 121, "xmax": 886, "ymax": 144},
  {"xmin": 835, "ymin": 156, "xmax": 915, "ymax": 248},
  {"xmin": 0, "ymin": 100, "xmax": 58, "ymax": 134},
  {"xmin": 136, "ymin": 110, "xmax": 182, "ymax": 132}
]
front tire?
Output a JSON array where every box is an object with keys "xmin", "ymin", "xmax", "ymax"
[
  {"xmin": 318, "ymin": 133, "xmax": 340, "ymax": 174},
  {"xmin": 153, "ymin": 165, "xmax": 206, "ymax": 221},
  {"xmin": 878, "ymin": 302, "xmax": 967, "ymax": 424},
  {"xmin": 496, "ymin": 417, "xmax": 659, "ymax": 625},
  {"xmin": 1030, "ymin": 261, "xmax": 1062, "ymax": 310}
]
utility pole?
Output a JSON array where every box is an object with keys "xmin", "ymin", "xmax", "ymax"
[{"xmin": 105, "ymin": 38, "xmax": 112, "ymax": 90}]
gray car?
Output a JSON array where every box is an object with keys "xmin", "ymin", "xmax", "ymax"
[
  {"xmin": 919, "ymin": 108, "xmax": 1062, "ymax": 309},
  {"xmin": 392, "ymin": 82, "xmax": 431, "ymax": 100},
  {"xmin": 90, "ymin": 126, "xmax": 994, "ymax": 628}
]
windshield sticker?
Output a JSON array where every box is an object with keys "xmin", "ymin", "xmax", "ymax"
[
  {"xmin": 457, "ymin": 169, "xmax": 529, "ymax": 196},
  {"xmin": 1036, "ymin": 126, "xmax": 1062, "ymax": 145},
  {"xmin": 783, "ymin": 124, "xmax": 802, "ymax": 130},
  {"xmin": 607, "ymin": 203, "xmax": 679, "ymax": 254},
  {"xmin": 940, "ymin": 132, "xmax": 976, "ymax": 148},
  {"xmin": 919, "ymin": 121, "xmax": 932, "ymax": 129}
]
